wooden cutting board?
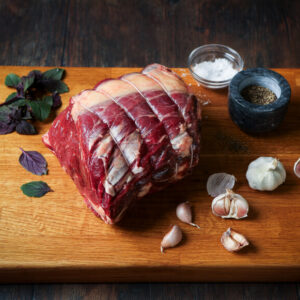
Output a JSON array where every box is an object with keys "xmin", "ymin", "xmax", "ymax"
[{"xmin": 0, "ymin": 67, "xmax": 299, "ymax": 282}]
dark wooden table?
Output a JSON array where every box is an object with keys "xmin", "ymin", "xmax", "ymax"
[{"xmin": 0, "ymin": 0, "xmax": 299, "ymax": 299}]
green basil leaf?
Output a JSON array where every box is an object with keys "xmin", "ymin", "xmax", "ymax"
[
  {"xmin": 48, "ymin": 81, "xmax": 69, "ymax": 94},
  {"xmin": 20, "ymin": 181, "xmax": 52, "ymax": 197},
  {"xmin": 5, "ymin": 73, "xmax": 21, "ymax": 88},
  {"xmin": 5, "ymin": 92, "xmax": 18, "ymax": 102},
  {"xmin": 42, "ymin": 68, "xmax": 65, "ymax": 81},
  {"xmin": 23, "ymin": 76, "xmax": 35, "ymax": 92},
  {"xmin": 29, "ymin": 98, "xmax": 52, "ymax": 121},
  {"xmin": 0, "ymin": 105, "xmax": 12, "ymax": 122},
  {"xmin": 57, "ymin": 81, "xmax": 69, "ymax": 93},
  {"xmin": 9, "ymin": 98, "xmax": 27, "ymax": 107},
  {"xmin": 43, "ymin": 95, "xmax": 53, "ymax": 107}
]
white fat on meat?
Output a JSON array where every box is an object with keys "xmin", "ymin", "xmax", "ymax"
[
  {"xmin": 103, "ymin": 180, "xmax": 115, "ymax": 197},
  {"xmin": 142, "ymin": 67, "xmax": 187, "ymax": 95},
  {"xmin": 71, "ymin": 90, "xmax": 110, "ymax": 120},
  {"xmin": 137, "ymin": 182, "xmax": 152, "ymax": 197},
  {"xmin": 122, "ymin": 73, "xmax": 191, "ymax": 158},
  {"xmin": 110, "ymin": 124, "xmax": 124, "ymax": 144},
  {"xmin": 122, "ymin": 73, "xmax": 163, "ymax": 92},
  {"xmin": 107, "ymin": 148, "xmax": 129, "ymax": 186},
  {"xmin": 95, "ymin": 134, "xmax": 114, "ymax": 158},
  {"xmin": 120, "ymin": 130, "xmax": 143, "ymax": 174},
  {"xmin": 86, "ymin": 199, "xmax": 113, "ymax": 224},
  {"xmin": 73, "ymin": 89, "xmax": 143, "ymax": 173},
  {"xmin": 42, "ymin": 132, "xmax": 50, "ymax": 147},
  {"xmin": 171, "ymin": 131, "xmax": 192, "ymax": 157},
  {"xmin": 95, "ymin": 79, "xmax": 137, "ymax": 98}
]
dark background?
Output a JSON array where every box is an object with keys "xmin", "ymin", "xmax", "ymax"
[{"xmin": 0, "ymin": 0, "xmax": 299, "ymax": 299}]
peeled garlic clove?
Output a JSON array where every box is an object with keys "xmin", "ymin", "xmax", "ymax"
[
  {"xmin": 221, "ymin": 228, "xmax": 249, "ymax": 252},
  {"xmin": 176, "ymin": 202, "xmax": 200, "ymax": 229},
  {"xmin": 160, "ymin": 225, "xmax": 182, "ymax": 253},
  {"xmin": 207, "ymin": 173, "xmax": 236, "ymax": 197},
  {"xmin": 211, "ymin": 189, "xmax": 248, "ymax": 219},
  {"xmin": 294, "ymin": 158, "xmax": 300, "ymax": 178}
]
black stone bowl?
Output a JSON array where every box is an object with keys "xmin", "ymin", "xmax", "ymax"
[{"xmin": 228, "ymin": 68, "xmax": 291, "ymax": 134}]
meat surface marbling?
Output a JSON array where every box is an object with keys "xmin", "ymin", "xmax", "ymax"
[{"xmin": 42, "ymin": 64, "xmax": 201, "ymax": 224}]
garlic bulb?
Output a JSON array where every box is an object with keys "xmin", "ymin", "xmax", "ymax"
[
  {"xmin": 294, "ymin": 158, "xmax": 300, "ymax": 178},
  {"xmin": 221, "ymin": 228, "xmax": 249, "ymax": 252},
  {"xmin": 176, "ymin": 202, "xmax": 200, "ymax": 229},
  {"xmin": 211, "ymin": 189, "xmax": 249, "ymax": 219},
  {"xmin": 160, "ymin": 225, "xmax": 182, "ymax": 253},
  {"xmin": 246, "ymin": 157, "xmax": 286, "ymax": 191}
]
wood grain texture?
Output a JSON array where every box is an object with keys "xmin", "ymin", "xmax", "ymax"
[
  {"xmin": 0, "ymin": 0, "xmax": 299, "ymax": 297},
  {"xmin": 0, "ymin": 283, "xmax": 299, "ymax": 300},
  {"xmin": 0, "ymin": 66, "xmax": 299, "ymax": 283},
  {"xmin": 0, "ymin": 0, "xmax": 299, "ymax": 68}
]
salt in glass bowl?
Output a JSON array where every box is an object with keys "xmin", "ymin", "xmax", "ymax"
[{"xmin": 188, "ymin": 44, "xmax": 244, "ymax": 89}]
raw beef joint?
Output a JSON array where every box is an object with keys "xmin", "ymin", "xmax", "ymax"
[{"xmin": 42, "ymin": 64, "xmax": 202, "ymax": 224}]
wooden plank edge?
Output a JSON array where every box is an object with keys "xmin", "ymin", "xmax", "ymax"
[{"xmin": 1, "ymin": 266, "xmax": 299, "ymax": 283}]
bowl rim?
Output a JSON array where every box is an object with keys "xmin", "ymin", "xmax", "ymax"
[
  {"xmin": 187, "ymin": 44, "xmax": 244, "ymax": 85},
  {"xmin": 229, "ymin": 67, "xmax": 291, "ymax": 112}
]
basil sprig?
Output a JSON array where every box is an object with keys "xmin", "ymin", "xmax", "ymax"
[{"xmin": 0, "ymin": 68, "xmax": 69, "ymax": 135}]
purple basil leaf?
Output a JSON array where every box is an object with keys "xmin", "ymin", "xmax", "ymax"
[
  {"xmin": 0, "ymin": 105, "xmax": 21, "ymax": 122},
  {"xmin": 7, "ymin": 106, "xmax": 22, "ymax": 123},
  {"xmin": 0, "ymin": 121, "xmax": 16, "ymax": 134},
  {"xmin": 16, "ymin": 81, "xmax": 25, "ymax": 98},
  {"xmin": 21, "ymin": 105, "xmax": 32, "ymax": 119},
  {"xmin": 52, "ymin": 92, "xmax": 62, "ymax": 109},
  {"xmin": 28, "ymin": 70, "xmax": 42, "ymax": 81},
  {"xmin": 0, "ymin": 105, "xmax": 14, "ymax": 123},
  {"xmin": 16, "ymin": 120, "xmax": 37, "ymax": 135},
  {"xmin": 20, "ymin": 181, "xmax": 52, "ymax": 197},
  {"xmin": 19, "ymin": 148, "xmax": 47, "ymax": 175},
  {"xmin": 0, "ymin": 105, "xmax": 24, "ymax": 135}
]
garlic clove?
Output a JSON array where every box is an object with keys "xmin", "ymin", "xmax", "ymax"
[
  {"xmin": 160, "ymin": 225, "xmax": 183, "ymax": 253},
  {"xmin": 206, "ymin": 173, "xmax": 236, "ymax": 197},
  {"xmin": 211, "ymin": 189, "xmax": 248, "ymax": 219},
  {"xmin": 294, "ymin": 158, "xmax": 300, "ymax": 178},
  {"xmin": 176, "ymin": 202, "xmax": 200, "ymax": 229},
  {"xmin": 221, "ymin": 228, "xmax": 249, "ymax": 252}
]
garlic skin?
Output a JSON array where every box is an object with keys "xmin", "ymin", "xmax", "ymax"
[
  {"xmin": 246, "ymin": 157, "xmax": 286, "ymax": 191},
  {"xmin": 221, "ymin": 228, "xmax": 249, "ymax": 252},
  {"xmin": 211, "ymin": 189, "xmax": 249, "ymax": 219},
  {"xmin": 206, "ymin": 173, "xmax": 236, "ymax": 197},
  {"xmin": 176, "ymin": 202, "xmax": 200, "ymax": 229},
  {"xmin": 294, "ymin": 158, "xmax": 300, "ymax": 178},
  {"xmin": 160, "ymin": 225, "xmax": 183, "ymax": 253}
]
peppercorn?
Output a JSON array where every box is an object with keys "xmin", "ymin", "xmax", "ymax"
[{"xmin": 241, "ymin": 85, "xmax": 277, "ymax": 105}]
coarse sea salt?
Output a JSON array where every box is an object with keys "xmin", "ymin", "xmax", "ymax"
[{"xmin": 192, "ymin": 58, "xmax": 238, "ymax": 82}]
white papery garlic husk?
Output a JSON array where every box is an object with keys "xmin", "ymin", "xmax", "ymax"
[
  {"xmin": 246, "ymin": 157, "xmax": 286, "ymax": 191},
  {"xmin": 206, "ymin": 173, "xmax": 236, "ymax": 197},
  {"xmin": 221, "ymin": 228, "xmax": 249, "ymax": 252},
  {"xmin": 211, "ymin": 189, "xmax": 249, "ymax": 219}
]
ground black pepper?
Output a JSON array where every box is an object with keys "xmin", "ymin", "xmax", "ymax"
[{"xmin": 241, "ymin": 85, "xmax": 277, "ymax": 105}]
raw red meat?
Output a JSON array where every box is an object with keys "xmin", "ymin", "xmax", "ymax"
[{"xmin": 42, "ymin": 64, "xmax": 201, "ymax": 224}]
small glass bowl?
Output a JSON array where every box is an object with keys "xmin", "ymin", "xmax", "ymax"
[{"xmin": 188, "ymin": 44, "xmax": 244, "ymax": 89}]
